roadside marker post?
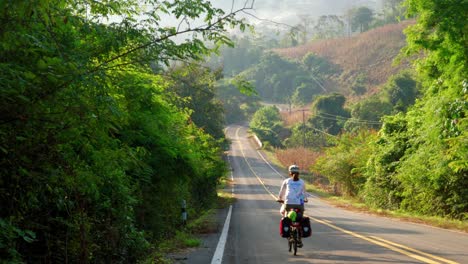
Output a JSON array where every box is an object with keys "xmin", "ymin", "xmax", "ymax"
[{"xmin": 181, "ymin": 199, "xmax": 187, "ymax": 226}]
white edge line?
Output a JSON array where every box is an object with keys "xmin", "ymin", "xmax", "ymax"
[
  {"xmin": 256, "ymin": 149, "xmax": 317, "ymax": 199},
  {"xmin": 210, "ymin": 205, "xmax": 233, "ymax": 264},
  {"xmin": 211, "ymin": 126, "xmax": 234, "ymax": 264},
  {"xmin": 256, "ymin": 150, "xmax": 283, "ymax": 178}
]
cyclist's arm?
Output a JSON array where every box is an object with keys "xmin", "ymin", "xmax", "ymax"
[
  {"xmin": 302, "ymin": 180, "xmax": 308, "ymax": 202},
  {"xmin": 278, "ymin": 180, "xmax": 287, "ymax": 201}
]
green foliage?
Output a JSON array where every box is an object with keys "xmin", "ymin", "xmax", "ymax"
[
  {"xmin": 350, "ymin": 73, "xmax": 368, "ymax": 96},
  {"xmin": 250, "ymin": 106, "xmax": 285, "ymax": 147},
  {"xmin": 260, "ymin": 0, "xmax": 468, "ymax": 221},
  {"xmin": 345, "ymin": 97, "xmax": 392, "ymax": 132},
  {"xmin": 313, "ymin": 130, "xmax": 378, "ymax": 196},
  {"xmin": 284, "ymin": 93, "xmax": 353, "ymax": 149},
  {"xmin": 283, "ymin": 123, "xmax": 323, "ymax": 149},
  {"xmin": 313, "ymin": 15, "xmax": 345, "ymax": 39},
  {"xmin": 0, "ymin": 0, "xmax": 247, "ymax": 262},
  {"xmin": 302, "ymin": 52, "xmax": 340, "ymax": 76},
  {"xmin": 176, "ymin": 231, "xmax": 201, "ymax": 248},
  {"xmin": 0, "ymin": 219, "xmax": 36, "ymax": 261},
  {"xmin": 309, "ymin": 93, "xmax": 350, "ymax": 135},
  {"xmin": 291, "ymin": 83, "xmax": 321, "ymax": 106},
  {"xmin": 382, "ymin": 0, "xmax": 406, "ymax": 23},
  {"xmin": 216, "ymin": 78, "xmax": 260, "ymax": 124},
  {"xmin": 363, "ymin": 0, "xmax": 468, "ymax": 219},
  {"xmin": 393, "ymin": 94, "xmax": 468, "ymax": 218},
  {"xmin": 167, "ymin": 63, "xmax": 226, "ymax": 140},
  {"xmin": 210, "ymin": 35, "xmax": 264, "ymax": 77},
  {"xmin": 348, "ymin": 6, "xmax": 374, "ymax": 33},
  {"xmin": 240, "ymin": 52, "xmax": 330, "ymax": 104},
  {"xmin": 243, "ymin": 52, "xmax": 301, "ymax": 102},
  {"xmin": 345, "ymin": 71, "xmax": 419, "ymax": 132},
  {"xmin": 363, "ymin": 114, "xmax": 408, "ymax": 209},
  {"xmin": 381, "ymin": 71, "xmax": 419, "ymax": 113},
  {"xmin": 230, "ymin": 75, "xmax": 257, "ymax": 96}
]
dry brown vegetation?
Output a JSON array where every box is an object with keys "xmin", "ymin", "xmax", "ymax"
[
  {"xmin": 280, "ymin": 109, "xmax": 311, "ymax": 127},
  {"xmin": 273, "ymin": 20, "xmax": 415, "ymax": 95},
  {"xmin": 275, "ymin": 147, "xmax": 322, "ymax": 173}
]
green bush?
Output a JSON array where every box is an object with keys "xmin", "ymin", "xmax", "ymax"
[
  {"xmin": 313, "ymin": 130, "xmax": 377, "ymax": 196},
  {"xmin": 250, "ymin": 106, "xmax": 285, "ymax": 147}
]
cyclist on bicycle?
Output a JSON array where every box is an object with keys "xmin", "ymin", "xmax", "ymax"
[{"xmin": 278, "ymin": 164, "xmax": 307, "ymax": 247}]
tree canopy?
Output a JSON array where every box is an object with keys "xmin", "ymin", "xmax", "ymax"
[
  {"xmin": 348, "ymin": 6, "xmax": 374, "ymax": 33},
  {"xmin": 309, "ymin": 93, "xmax": 350, "ymax": 135},
  {"xmin": 0, "ymin": 0, "xmax": 251, "ymax": 262}
]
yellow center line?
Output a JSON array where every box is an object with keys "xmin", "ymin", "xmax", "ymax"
[
  {"xmin": 311, "ymin": 217, "xmax": 444, "ymax": 264},
  {"xmin": 369, "ymin": 236, "xmax": 459, "ymax": 264},
  {"xmin": 234, "ymin": 127, "xmax": 459, "ymax": 264},
  {"xmin": 235, "ymin": 127, "xmax": 277, "ymax": 201}
]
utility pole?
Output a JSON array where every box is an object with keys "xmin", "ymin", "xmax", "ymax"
[
  {"xmin": 302, "ymin": 109, "xmax": 306, "ymax": 148},
  {"xmin": 288, "ymin": 107, "xmax": 308, "ymax": 147}
]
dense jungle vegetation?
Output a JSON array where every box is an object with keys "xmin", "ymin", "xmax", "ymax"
[
  {"xmin": 0, "ymin": 0, "xmax": 252, "ymax": 262},
  {"xmin": 1, "ymin": 0, "xmax": 466, "ymax": 262},
  {"xmin": 245, "ymin": 0, "xmax": 467, "ymax": 220}
]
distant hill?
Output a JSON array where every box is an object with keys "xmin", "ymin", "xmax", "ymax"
[{"xmin": 273, "ymin": 20, "xmax": 415, "ymax": 96}]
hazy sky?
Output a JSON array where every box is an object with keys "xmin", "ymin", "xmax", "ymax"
[
  {"xmin": 107, "ymin": 0, "xmax": 384, "ymax": 41},
  {"xmin": 215, "ymin": 0, "xmax": 382, "ymax": 26}
]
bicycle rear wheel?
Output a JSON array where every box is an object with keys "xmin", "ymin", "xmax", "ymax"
[{"xmin": 293, "ymin": 230, "xmax": 298, "ymax": 255}]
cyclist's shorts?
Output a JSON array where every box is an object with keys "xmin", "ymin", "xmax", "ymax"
[{"xmin": 285, "ymin": 204, "xmax": 304, "ymax": 213}]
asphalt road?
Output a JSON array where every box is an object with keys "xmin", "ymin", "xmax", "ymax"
[{"xmin": 221, "ymin": 124, "xmax": 468, "ymax": 264}]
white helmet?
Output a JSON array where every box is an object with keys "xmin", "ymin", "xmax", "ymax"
[{"xmin": 288, "ymin": 164, "xmax": 300, "ymax": 173}]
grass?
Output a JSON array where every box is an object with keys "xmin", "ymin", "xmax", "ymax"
[
  {"xmin": 217, "ymin": 189, "xmax": 236, "ymax": 209},
  {"xmin": 217, "ymin": 173, "xmax": 231, "ymax": 190},
  {"xmin": 158, "ymin": 231, "xmax": 202, "ymax": 251},
  {"xmin": 186, "ymin": 209, "xmax": 219, "ymax": 234},
  {"xmin": 186, "ymin": 177, "xmax": 236, "ymax": 235},
  {"xmin": 145, "ymin": 230, "xmax": 203, "ymax": 264},
  {"xmin": 306, "ymin": 184, "xmax": 468, "ymax": 233}
]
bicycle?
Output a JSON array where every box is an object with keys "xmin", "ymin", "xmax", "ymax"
[{"xmin": 277, "ymin": 200, "xmax": 307, "ymax": 256}]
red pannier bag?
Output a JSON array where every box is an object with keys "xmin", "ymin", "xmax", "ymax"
[
  {"xmin": 279, "ymin": 217, "xmax": 292, "ymax": 238},
  {"xmin": 301, "ymin": 217, "xmax": 312, "ymax": 238}
]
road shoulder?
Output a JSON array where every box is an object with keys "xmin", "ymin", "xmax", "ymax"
[{"xmin": 167, "ymin": 203, "xmax": 231, "ymax": 263}]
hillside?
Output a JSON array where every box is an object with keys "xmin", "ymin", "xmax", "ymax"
[{"xmin": 273, "ymin": 20, "xmax": 415, "ymax": 96}]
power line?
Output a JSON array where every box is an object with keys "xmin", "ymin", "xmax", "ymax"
[
  {"xmin": 317, "ymin": 112, "xmax": 382, "ymax": 124},
  {"xmin": 286, "ymin": 108, "xmax": 383, "ymax": 125},
  {"xmin": 241, "ymin": 10, "xmax": 297, "ymax": 29},
  {"xmin": 310, "ymin": 127, "xmax": 338, "ymax": 138},
  {"xmin": 309, "ymin": 74, "xmax": 328, "ymax": 92},
  {"xmin": 315, "ymin": 114, "xmax": 382, "ymax": 125}
]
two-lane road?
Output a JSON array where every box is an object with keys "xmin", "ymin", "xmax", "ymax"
[{"xmin": 220, "ymin": 124, "xmax": 468, "ymax": 264}]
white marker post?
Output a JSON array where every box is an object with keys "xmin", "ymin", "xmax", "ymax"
[{"xmin": 181, "ymin": 199, "xmax": 187, "ymax": 225}]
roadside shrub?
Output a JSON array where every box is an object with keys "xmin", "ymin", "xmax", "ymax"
[
  {"xmin": 312, "ymin": 130, "xmax": 378, "ymax": 196},
  {"xmin": 250, "ymin": 106, "xmax": 285, "ymax": 147}
]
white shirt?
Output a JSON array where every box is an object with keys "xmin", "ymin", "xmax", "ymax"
[{"xmin": 278, "ymin": 178, "xmax": 306, "ymax": 205}]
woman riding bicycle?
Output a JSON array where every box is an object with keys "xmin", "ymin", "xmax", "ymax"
[
  {"xmin": 277, "ymin": 164, "xmax": 308, "ymax": 247},
  {"xmin": 278, "ymin": 164, "xmax": 308, "ymax": 215}
]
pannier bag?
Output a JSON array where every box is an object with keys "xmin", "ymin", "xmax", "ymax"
[
  {"xmin": 301, "ymin": 217, "xmax": 312, "ymax": 238},
  {"xmin": 280, "ymin": 217, "xmax": 292, "ymax": 237}
]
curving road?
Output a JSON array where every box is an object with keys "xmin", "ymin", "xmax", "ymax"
[{"xmin": 220, "ymin": 124, "xmax": 468, "ymax": 264}]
